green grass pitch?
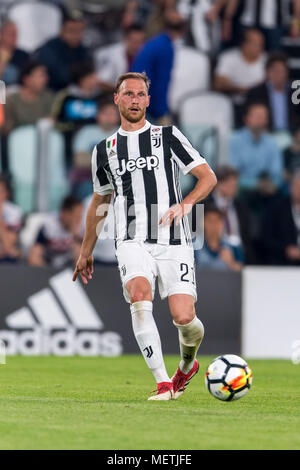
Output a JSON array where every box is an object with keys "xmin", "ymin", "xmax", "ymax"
[{"xmin": 0, "ymin": 355, "xmax": 299, "ymax": 450}]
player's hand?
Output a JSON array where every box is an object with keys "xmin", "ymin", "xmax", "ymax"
[
  {"xmin": 72, "ymin": 254, "xmax": 94, "ymax": 285},
  {"xmin": 159, "ymin": 202, "xmax": 192, "ymax": 227}
]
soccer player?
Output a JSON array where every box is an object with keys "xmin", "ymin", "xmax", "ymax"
[{"xmin": 73, "ymin": 72, "xmax": 217, "ymax": 400}]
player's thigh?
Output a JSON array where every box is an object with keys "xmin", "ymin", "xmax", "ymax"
[
  {"xmin": 156, "ymin": 245, "xmax": 197, "ymax": 302},
  {"xmin": 168, "ymin": 293, "xmax": 196, "ymax": 325},
  {"xmin": 115, "ymin": 241, "xmax": 156, "ymax": 303}
]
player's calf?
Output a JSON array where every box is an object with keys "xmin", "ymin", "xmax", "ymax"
[{"xmin": 130, "ymin": 300, "xmax": 172, "ymax": 394}]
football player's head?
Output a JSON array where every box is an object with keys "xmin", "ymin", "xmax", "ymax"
[{"xmin": 114, "ymin": 72, "xmax": 150, "ymax": 123}]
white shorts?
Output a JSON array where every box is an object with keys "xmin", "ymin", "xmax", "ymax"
[{"xmin": 116, "ymin": 240, "xmax": 197, "ymax": 303}]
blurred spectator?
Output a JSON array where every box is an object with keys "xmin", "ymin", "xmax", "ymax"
[
  {"xmin": 94, "ymin": 24, "xmax": 145, "ymax": 92},
  {"xmin": 73, "ymin": 98, "xmax": 120, "ymax": 153},
  {"xmin": 226, "ymin": 0, "xmax": 300, "ymax": 50},
  {"xmin": 214, "ymin": 28, "xmax": 266, "ymax": 124},
  {"xmin": 4, "ymin": 61, "xmax": 53, "ymax": 133},
  {"xmin": 70, "ymin": 98, "xmax": 119, "ymax": 199},
  {"xmin": 123, "ymin": 0, "xmax": 177, "ymax": 38},
  {"xmin": 246, "ymin": 52, "xmax": 300, "ymax": 132},
  {"xmin": 35, "ymin": 13, "xmax": 90, "ymax": 91},
  {"xmin": 122, "ymin": 0, "xmax": 151, "ymax": 30},
  {"xmin": 51, "ymin": 61, "xmax": 102, "ymax": 164},
  {"xmin": 230, "ymin": 103, "xmax": 283, "ymax": 260},
  {"xmin": 131, "ymin": 8, "xmax": 187, "ymax": 123},
  {"xmin": 51, "ymin": 61, "xmax": 101, "ymax": 133},
  {"xmin": 28, "ymin": 195, "xmax": 83, "ymax": 268},
  {"xmin": 208, "ymin": 165, "xmax": 253, "ymax": 262},
  {"xmin": 0, "ymin": 174, "xmax": 22, "ymax": 263},
  {"xmin": 0, "ymin": 21, "xmax": 29, "ymax": 86},
  {"xmin": 284, "ymin": 127, "xmax": 300, "ymax": 180},
  {"xmin": 230, "ymin": 103, "xmax": 283, "ymax": 192},
  {"xmin": 143, "ymin": 0, "xmax": 177, "ymax": 38},
  {"xmin": 194, "ymin": 204, "xmax": 243, "ymax": 271},
  {"xmin": 177, "ymin": 0, "xmax": 225, "ymax": 55},
  {"xmin": 262, "ymin": 170, "xmax": 300, "ymax": 265}
]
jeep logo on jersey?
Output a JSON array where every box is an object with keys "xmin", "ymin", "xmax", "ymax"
[{"xmin": 116, "ymin": 155, "xmax": 159, "ymax": 176}]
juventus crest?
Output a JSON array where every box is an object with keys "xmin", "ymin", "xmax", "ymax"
[{"xmin": 152, "ymin": 135, "xmax": 161, "ymax": 148}]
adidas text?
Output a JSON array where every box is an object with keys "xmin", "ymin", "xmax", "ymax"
[{"xmin": 0, "ymin": 327, "xmax": 122, "ymax": 356}]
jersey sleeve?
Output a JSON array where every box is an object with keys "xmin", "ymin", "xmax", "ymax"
[
  {"xmin": 170, "ymin": 126, "xmax": 206, "ymax": 175},
  {"xmin": 91, "ymin": 145, "xmax": 114, "ymax": 196}
]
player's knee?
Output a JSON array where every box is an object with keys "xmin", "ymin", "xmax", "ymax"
[
  {"xmin": 127, "ymin": 278, "xmax": 152, "ymax": 303},
  {"xmin": 171, "ymin": 302, "xmax": 195, "ymax": 325},
  {"xmin": 169, "ymin": 294, "xmax": 196, "ymax": 325},
  {"xmin": 175, "ymin": 311, "xmax": 195, "ymax": 325},
  {"xmin": 130, "ymin": 291, "xmax": 149, "ymax": 303}
]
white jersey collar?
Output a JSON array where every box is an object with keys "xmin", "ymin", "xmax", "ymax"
[{"xmin": 118, "ymin": 120, "xmax": 151, "ymax": 136}]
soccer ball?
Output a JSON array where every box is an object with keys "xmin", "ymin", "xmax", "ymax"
[{"xmin": 205, "ymin": 354, "xmax": 253, "ymax": 401}]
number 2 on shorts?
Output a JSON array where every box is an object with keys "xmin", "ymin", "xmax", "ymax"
[{"xmin": 180, "ymin": 263, "xmax": 195, "ymax": 284}]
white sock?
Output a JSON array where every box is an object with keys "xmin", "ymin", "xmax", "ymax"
[
  {"xmin": 130, "ymin": 301, "xmax": 171, "ymax": 384},
  {"xmin": 173, "ymin": 316, "xmax": 204, "ymax": 374}
]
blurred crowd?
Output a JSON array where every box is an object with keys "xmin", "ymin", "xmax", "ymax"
[{"xmin": 1, "ymin": 0, "xmax": 300, "ymax": 271}]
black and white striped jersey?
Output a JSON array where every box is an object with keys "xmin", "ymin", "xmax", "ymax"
[
  {"xmin": 91, "ymin": 120, "xmax": 206, "ymax": 246},
  {"xmin": 239, "ymin": 0, "xmax": 291, "ymax": 28}
]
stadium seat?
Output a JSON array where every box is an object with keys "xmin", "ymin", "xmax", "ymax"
[
  {"xmin": 8, "ymin": 125, "xmax": 37, "ymax": 213},
  {"xmin": 48, "ymin": 128, "xmax": 69, "ymax": 211},
  {"xmin": 72, "ymin": 125, "xmax": 110, "ymax": 154},
  {"xmin": 0, "ymin": 0, "xmax": 15, "ymax": 20},
  {"xmin": 8, "ymin": 124, "xmax": 69, "ymax": 213},
  {"xmin": 8, "ymin": 1, "xmax": 62, "ymax": 52},
  {"xmin": 178, "ymin": 91, "xmax": 234, "ymax": 165},
  {"xmin": 180, "ymin": 124, "xmax": 219, "ymax": 169},
  {"xmin": 168, "ymin": 46, "xmax": 210, "ymax": 115},
  {"xmin": 6, "ymin": 85, "xmax": 20, "ymax": 97},
  {"xmin": 19, "ymin": 211, "xmax": 49, "ymax": 255}
]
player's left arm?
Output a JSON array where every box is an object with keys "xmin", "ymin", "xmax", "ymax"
[{"xmin": 160, "ymin": 126, "xmax": 217, "ymax": 226}]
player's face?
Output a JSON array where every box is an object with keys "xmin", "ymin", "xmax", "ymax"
[{"xmin": 114, "ymin": 79, "xmax": 150, "ymax": 123}]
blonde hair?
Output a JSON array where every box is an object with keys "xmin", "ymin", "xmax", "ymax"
[{"xmin": 116, "ymin": 72, "xmax": 150, "ymax": 93}]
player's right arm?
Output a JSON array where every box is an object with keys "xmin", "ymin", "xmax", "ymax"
[
  {"xmin": 72, "ymin": 192, "xmax": 112, "ymax": 284},
  {"xmin": 73, "ymin": 144, "xmax": 114, "ymax": 284}
]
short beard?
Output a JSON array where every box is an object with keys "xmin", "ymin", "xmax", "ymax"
[{"xmin": 121, "ymin": 108, "xmax": 145, "ymax": 123}]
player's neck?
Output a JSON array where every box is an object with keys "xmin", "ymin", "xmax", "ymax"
[{"xmin": 120, "ymin": 117, "xmax": 147, "ymax": 133}]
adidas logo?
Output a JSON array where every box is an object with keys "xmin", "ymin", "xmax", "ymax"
[{"xmin": 0, "ymin": 269, "xmax": 123, "ymax": 357}]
